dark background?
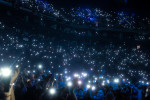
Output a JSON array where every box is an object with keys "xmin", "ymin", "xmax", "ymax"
[{"xmin": 49, "ymin": 0, "xmax": 150, "ymax": 17}]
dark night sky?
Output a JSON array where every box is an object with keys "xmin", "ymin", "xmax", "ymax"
[{"xmin": 50, "ymin": 0, "xmax": 150, "ymax": 17}]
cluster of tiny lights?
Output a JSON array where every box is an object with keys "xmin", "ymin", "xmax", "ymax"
[{"xmin": 0, "ymin": 0, "xmax": 150, "ymax": 91}]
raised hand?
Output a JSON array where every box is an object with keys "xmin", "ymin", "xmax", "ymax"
[{"xmin": 10, "ymin": 68, "xmax": 20, "ymax": 84}]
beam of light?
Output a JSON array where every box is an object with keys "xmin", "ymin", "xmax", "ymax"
[{"xmin": 0, "ymin": 67, "xmax": 11, "ymax": 77}]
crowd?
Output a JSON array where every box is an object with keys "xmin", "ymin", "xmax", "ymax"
[
  {"xmin": 0, "ymin": 0, "xmax": 150, "ymax": 100},
  {"xmin": 0, "ymin": 23, "xmax": 150, "ymax": 82},
  {"xmin": 1, "ymin": 0, "xmax": 150, "ymax": 31},
  {"xmin": 0, "ymin": 19, "xmax": 150, "ymax": 100},
  {"xmin": 0, "ymin": 66, "xmax": 150, "ymax": 100}
]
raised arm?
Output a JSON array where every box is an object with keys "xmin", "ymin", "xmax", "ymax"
[{"xmin": 4, "ymin": 68, "xmax": 20, "ymax": 100}]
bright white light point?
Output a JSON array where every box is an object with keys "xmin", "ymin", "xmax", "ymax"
[
  {"xmin": 114, "ymin": 78, "xmax": 119, "ymax": 83},
  {"xmin": 74, "ymin": 73, "xmax": 79, "ymax": 77},
  {"xmin": 99, "ymin": 76, "xmax": 104, "ymax": 79},
  {"xmin": 92, "ymin": 86, "xmax": 96, "ymax": 91},
  {"xmin": 78, "ymin": 80, "xmax": 82, "ymax": 85},
  {"xmin": 16, "ymin": 65, "xmax": 19, "ymax": 68},
  {"xmin": 102, "ymin": 82, "xmax": 105, "ymax": 86},
  {"xmin": 66, "ymin": 77, "xmax": 71, "ymax": 81},
  {"xmin": 0, "ymin": 68, "xmax": 11, "ymax": 77},
  {"xmin": 38, "ymin": 64, "xmax": 42, "ymax": 69},
  {"xmin": 67, "ymin": 81, "xmax": 72, "ymax": 87},
  {"xmin": 107, "ymin": 80, "xmax": 110, "ymax": 83},
  {"xmin": 49, "ymin": 88, "xmax": 56, "ymax": 95},
  {"xmin": 82, "ymin": 73, "xmax": 87, "ymax": 77},
  {"xmin": 87, "ymin": 84, "xmax": 91, "ymax": 89},
  {"xmin": 65, "ymin": 71, "xmax": 67, "ymax": 74},
  {"xmin": 146, "ymin": 82, "xmax": 149, "ymax": 85}
]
